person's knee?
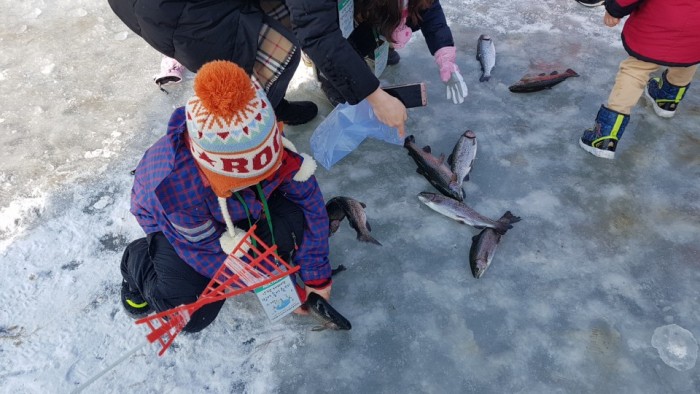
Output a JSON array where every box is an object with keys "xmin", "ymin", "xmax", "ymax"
[{"xmin": 182, "ymin": 300, "xmax": 225, "ymax": 332}]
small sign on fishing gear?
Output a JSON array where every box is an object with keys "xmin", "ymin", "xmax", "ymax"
[{"xmin": 254, "ymin": 276, "xmax": 301, "ymax": 322}]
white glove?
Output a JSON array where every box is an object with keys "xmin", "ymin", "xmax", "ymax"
[
  {"xmin": 445, "ymin": 71, "xmax": 468, "ymax": 104},
  {"xmin": 434, "ymin": 46, "xmax": 468, "ymax": 104}
]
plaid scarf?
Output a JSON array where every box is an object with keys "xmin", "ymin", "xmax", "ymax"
[{"xmin": 253, "ymin": 2, "xmax": 296, "ymax": 91}]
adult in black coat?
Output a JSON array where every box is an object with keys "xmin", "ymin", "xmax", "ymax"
[{"xmin": 108, "ymin": 0, "xmax": 407, "ymax": 133}]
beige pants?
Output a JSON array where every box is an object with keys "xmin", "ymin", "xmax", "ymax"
[{"xmin": 607, "ymin": 56, "xmax": 698, "ymax": 115}]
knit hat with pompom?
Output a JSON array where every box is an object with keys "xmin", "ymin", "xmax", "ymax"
[{"xmin": 185, "ymin": 60, "xmax": 282, "ymax": 198}]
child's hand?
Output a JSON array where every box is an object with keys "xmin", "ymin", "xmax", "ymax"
[{"xmin": 604, "ymin": 11, "xmax": 620, "ymax": 27}]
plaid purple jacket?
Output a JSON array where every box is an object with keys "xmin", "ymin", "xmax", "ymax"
[{"xmin": 130, "ymin": 107, "xmax": 331, "ymax": 283}]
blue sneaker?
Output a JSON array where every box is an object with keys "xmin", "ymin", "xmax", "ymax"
[
  {"xmin": 579, "ymin": 105, "xmax": 629, "ymax": 159},
  {"xmin": 644, "ymin": 70, "xmax": 690, "ymax": 118}
]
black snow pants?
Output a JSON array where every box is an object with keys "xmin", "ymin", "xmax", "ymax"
[{"xmin": 120, "ymin": 192, "xmax": 305, "ymax": 332}]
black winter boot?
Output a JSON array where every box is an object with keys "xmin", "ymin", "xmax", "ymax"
[
  {"xmin": 274, "ymin": 99, "xmax": 319, "ymax": 126},
  {"xmin": 387, "ymin": 48, "xmax": 401, "ymax": 66},
  {"xmin": 121, "ymin": 280, "xmax": 152, "ymax": 319}
]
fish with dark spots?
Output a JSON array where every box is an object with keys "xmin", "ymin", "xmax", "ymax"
[
  {"xmin": 404, "ymin": 135, "xmax": 464, "ymax": 201},
  {"xmin": 447, "ymin": 130, "xmax": 477, "ymax": 187},
  {"xmin": 325, "ymin": 198, "xmax": 347, "ymax": 236},
  {"xmin": 469, "ymin": 211, "xmax": 520, "ymax": 278},
  {"xmin": 509, "ymin": 68, "xmax": 579, "ymax": 93},
  {"xmin": 477, "ymin": 34, "xmax": 496, "ymax": 82},
  {"xmin": 326, "ymin": 196, "xmax": 382, "ymax": 245},
  {"xmin": 417, "ymin": 192, "xmax": 521, "ymax": 234},
  {"xmin": 304, "ymin": 292, "xmax": 352, "ymax": 331}
]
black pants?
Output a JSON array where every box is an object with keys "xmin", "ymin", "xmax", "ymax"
[{"xmin": 121, "ymin": 192, "xmax": 305, "ymax": 332}]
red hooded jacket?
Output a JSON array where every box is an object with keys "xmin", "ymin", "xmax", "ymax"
[{"xmin": 606, "ymin": 0, "xmax": 700, "ymax": 67}]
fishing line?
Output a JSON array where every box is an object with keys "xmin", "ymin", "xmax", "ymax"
[{"xmin": 70, "ymin": 342, "xmax": 147, "ymax": 394}]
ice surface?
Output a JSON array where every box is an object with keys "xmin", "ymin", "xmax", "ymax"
[
  {"xmin": 652, "ymin": 324, "xmax": 698, "ymax": 371},
  {"xmin": 0, "ymin": 0, "xmax": 699, "ymax": 393}
]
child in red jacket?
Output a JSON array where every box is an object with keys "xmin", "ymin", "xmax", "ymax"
[{"xmin": 579, "ymin": 0, "xmax": 700, "ymax": 159}]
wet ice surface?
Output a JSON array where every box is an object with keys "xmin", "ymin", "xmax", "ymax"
[
  {"xmin": 1, "ymin": 0, "xmax": 699, "ymax": 393},
  {"xmin": 652, "ymin": 325, "xmax": 699, "ymax": 371}
]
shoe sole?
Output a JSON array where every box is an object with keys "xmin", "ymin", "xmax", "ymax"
[
  {"xmin": 643, "ymin": 87, "xmax": 676, "ymax": 118},
  {"xmin": 576, "ymin": 1, "xmax": 604, "ymax": 7},
  {"xmin": 579, "ymin": 138, "xmax": 615, "ymax": 159},
  {"xmin": 154, "ymin": 76, "xmax": 183, "ymax": 86}
]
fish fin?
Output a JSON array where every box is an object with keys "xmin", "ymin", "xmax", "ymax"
[
  {"xmin": 479, "ymin": 75, "xmax": 491, "ymax": 82},
  {"xmin": 365, "ymin": 220, "xmax": 372, "ymax": 232},
  {"xmin": 500, "ymin": 210, "xmax": 522, "ymax": 225},
  {"xmin": 464, "ymin": 173, "xmax": 470, "ymax": 182},
  {"xmin": 311, "ymin": 326, "xmax": 327, "ymax": 332},
  {"xmin": 331, "ymin": 264, "xmax": 347, "ymax": 276},
  {"xmin": 359, "ymin": 233, "xmax": 382, "ymax": 246},
  {"xmin": 422, "ymin": 145, "xmax": 432, "ymax": 154},
  {"xmin": 359, "ymin": 201, "xmax": 367, "ymax": 209},
  {"xmin": 447, "ymin": 152, "xmax": 454, "ymax": 167},
  {"xmin": 566, "ymin": 68, "xmax": 579, "ymax": 77}
]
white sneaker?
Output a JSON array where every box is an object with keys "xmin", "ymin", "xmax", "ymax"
[{"xmin": 153, "ymin": 57, "xmax": 185, "ymax": 87}]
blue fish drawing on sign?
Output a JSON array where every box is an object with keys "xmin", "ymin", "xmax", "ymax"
[{"xmin": 275, "ymin": 297, "xmax": 291, "ymax": 311}]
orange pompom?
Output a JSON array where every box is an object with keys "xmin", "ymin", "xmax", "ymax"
[{"xmin": 193, "ymin": 60, "xmax": 256, "ymax": 118}]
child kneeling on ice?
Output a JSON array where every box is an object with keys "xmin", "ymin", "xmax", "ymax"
[
  {"xmin": 120, "ymin": 60, "xmax": 332, "ymax": 331},
  {"xmin": 579, "ymin": 0, "xmax": 699, "ymax": 159}
]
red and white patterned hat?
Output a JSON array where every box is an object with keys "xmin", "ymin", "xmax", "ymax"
[{"xmin": 185, "ymin": 60, "xmax": 283, "ymax": 197}]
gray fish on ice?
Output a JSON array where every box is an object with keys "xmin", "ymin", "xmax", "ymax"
[
  {"xmin": 326, "ymin": 196, "xmax": 382, "ymax": 245},
  {"xmin": 417, "ymin": 192, "xmax": 520, "ymax": 234},
  {"xmin": 469, "ymin": 211, "xmax": 520, "ymax": 279},
  {"xmin": 325, "ymin": 198, "xmax": 347, "ymax": 236},
  {"xmin": 476, "ymin": 34, "xmax": 496, "ymax": 82},
  {"xmin": 404, "ymin": 135, "xmax": 464, "ymax": 202},
  {"xmin": 304, "ymin": 292, "xmax": 352, "ymax": 331},
  {"xmin": 447, "ymin": 130, "xmax": 477, "ymax": 186}
]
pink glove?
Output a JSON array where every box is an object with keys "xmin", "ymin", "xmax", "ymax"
[
  {"xmin": 435, "ymin": 46, "xmax": 468, "ymax": 104},
  {"xmin": 391, "ymin": 24, "xmax": 412, "ymax": 49},
  {"xmin": 391, "ymin": 0, "xmax": 411, "ymax": 49},
  {"xmin": 434, "ymin": 46, "xmax": 460, "ymax": 82}
]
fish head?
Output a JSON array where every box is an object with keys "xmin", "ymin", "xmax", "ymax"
[
  {"xmin": 403, "ymin": 135, "xmax": 416, "ymax": 147},
  {"xmin": 471, "ymin": 258, "xmax": 489, "ymax": 279},
  {"xmin": 329, "ymin": 220, "xmax": 341, "ymax": 234},
  {"xmin": 417, "ymin": 192, "xmax": 438, "ymax": 204}
]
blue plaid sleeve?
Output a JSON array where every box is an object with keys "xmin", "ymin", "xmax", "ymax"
[{"xmin": 277, "ymin": 175, "xmax": 331, "ymax": 283}]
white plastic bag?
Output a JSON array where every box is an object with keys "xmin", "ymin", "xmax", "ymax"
[{"xmin": 310, "ymin": 100, "xmax": 402, "ymax": 169}]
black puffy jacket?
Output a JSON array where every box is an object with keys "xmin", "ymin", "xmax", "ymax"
[{"xmin": 108, "ymin": 0, "xmax": 379, "ymax": 104}]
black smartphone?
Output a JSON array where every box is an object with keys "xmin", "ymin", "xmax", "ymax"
[{"xmin": 382, "ymin": 82, "xmax": 428, "ymax": 108}]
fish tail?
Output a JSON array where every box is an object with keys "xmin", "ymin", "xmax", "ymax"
[
  {"xmin": 502, "ymin": 210, "xmax": 522, "ymax": 225},
  {"xmin": 479, "ymin": 75, "xmax": 491, "ymax": 82},
  {"xmin": 359, "ymin": 233, "xmax": 383, "ymax": 246},
  {"xmin": 494, "ymin": 211, "xmax": 521, "ymax": 234}
]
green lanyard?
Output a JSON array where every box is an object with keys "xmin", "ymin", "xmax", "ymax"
[{"xmin": 233, "ymin": 184, "xmax": 275, "ymax": 248}]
